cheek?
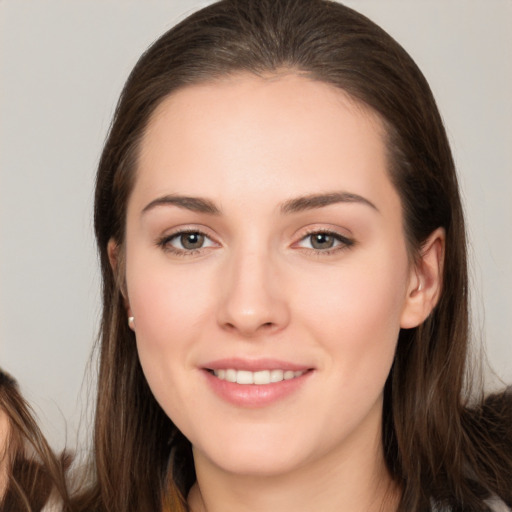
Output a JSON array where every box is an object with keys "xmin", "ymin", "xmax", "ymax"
[
  {"xmin": 127, "ymin": 254, "xmax": 215, "ymax": 344},
  {"xmin": 125, "ymin": 257, "xmax": 218, "ymax": 410},
  {"xmin": 294, "ymin": 245, "xmax": 409, "ymax": 376}
]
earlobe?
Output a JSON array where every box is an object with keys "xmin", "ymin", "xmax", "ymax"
[{"xmin": 400, "ymin": 227, "xmax": 445, "ymax": 329}]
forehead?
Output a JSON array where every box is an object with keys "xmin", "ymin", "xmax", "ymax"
[
  {"xmin": 133, "ymin": 73, "xmax": 397, "ymax": 215},
  {"xmin": 142, "ymin": 72, "xmax": 386, "ymax": 157}
]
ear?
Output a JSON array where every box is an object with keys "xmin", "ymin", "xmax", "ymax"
[
  {"xmin": 107, "ymin": 238, "xmax": 119, "ymax": 274},
  {"xmin": 400, "ymin": 228, "xmax": 445, "ymax": 329},
  {"xmin": 107, "ymin": 238, "xmax": 132, "ymax": 317}
]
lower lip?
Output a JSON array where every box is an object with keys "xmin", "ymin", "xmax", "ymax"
[{"xmin": 203, "ymin": 370, "xmax": 312, "ymax": 408}]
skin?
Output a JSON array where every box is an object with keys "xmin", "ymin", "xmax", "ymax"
[
  {"xmin": 110, "ymin": 73, "xmax": 444, "ymax": 512},
  {"xmin": 0, "ymin": 409, "xmax": 11, "ymax": 501}
]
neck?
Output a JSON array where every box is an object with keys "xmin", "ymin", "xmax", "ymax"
[{"xmin": 187, "ymin": 419, "xmax": 400, "ymax": 512}]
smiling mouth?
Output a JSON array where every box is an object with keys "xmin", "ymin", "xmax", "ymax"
[{"xmin": 207, "ymin": 368, "xmax": 307, "ymax": 385}]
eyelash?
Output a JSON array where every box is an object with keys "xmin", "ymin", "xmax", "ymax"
[
  {"xmin": 156, "ymin": 228, "xmax": 217, "ymax": 257},
  {"xmin": 295, "ymin": 229, "xmax": 355, "ymax": 256},
  {"xmin": 156, "ymin": 228, "xmax": 355, "ymax": 257}
]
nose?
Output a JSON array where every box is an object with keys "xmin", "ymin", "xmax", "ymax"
[{"xmin": 217, "ymin": 246, "xmax": 290, "ymax": 338}]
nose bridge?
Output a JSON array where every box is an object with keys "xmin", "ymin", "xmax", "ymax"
[{"xmin": 217, "ymin": 236, "xmax": 289, "ymax": 336}]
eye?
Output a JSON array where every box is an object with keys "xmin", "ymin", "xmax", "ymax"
[
  {"xmin": 296, "ymin": 231, "xmax": 354, "ymax": 252},
  {"xmin": 174, "ymin": 232, "xmax": 207, "ymax": 250},
  {"xmin": 158, "ymin": 230, "xmax": 217, "ymax": 254}
]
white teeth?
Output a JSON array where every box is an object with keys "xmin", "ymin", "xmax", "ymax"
[
  {"xmin": 270, "ymin": 369, "xmax": 284, "ymax": 382},
  {"xmin": 212, "ymin": 368, "xmax": 305, "ymax": 385},
  {"xmin": 236, "ymin": 370, "xmax": 253, "ymax": 385},
  {"xmin": 253, "ymin": 370, "xmax": 270, "ymax": 385},
  {"xmin": 225, "ymin": 369, "xmax": 237, "ymax": 383}
]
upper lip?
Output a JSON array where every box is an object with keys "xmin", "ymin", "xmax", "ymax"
[{"xmin": 202, "ymin": 358, "xmax": 312, "ymax": 372}]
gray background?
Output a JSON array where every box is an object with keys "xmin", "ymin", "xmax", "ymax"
[{"xmin": 1, "ymin": 0, "xmax": 511, "ymax": 451}]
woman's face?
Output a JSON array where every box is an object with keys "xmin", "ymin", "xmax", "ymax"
[{"xmin": 122, "ymin": 74, "xmax": 420, "ymax": 477}]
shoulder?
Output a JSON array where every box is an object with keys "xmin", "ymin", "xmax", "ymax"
[
  {"xmin": 432, "ymin": 498, "xmax": 511, "ymax": 512},
  {"xmin": 484, "ymin": 497, "xmax": 511, "ymax": 512},
  {"xmin": 42, "ymin": 495, "xmax": 64, "ymax": 512}
]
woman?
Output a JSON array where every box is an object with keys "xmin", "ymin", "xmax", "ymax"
[
  {"xmin": 5, "ymin": 0, "xmax": 511, "ymax": 510},
  {"xmin": 76, "ymin": 1, "xmax": 512, "ymax": 510},
  {"xmin": 0, "ymin": 369, "xmax": 71, "ymax": 511}
]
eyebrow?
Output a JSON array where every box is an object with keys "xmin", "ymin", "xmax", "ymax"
[
  {"xmin": 280, "ymin": 192, "xmax": 379, "ymax": 214},
  {"xmin": 141, "ymin": 191, "xmax": 378, "ymax": 216},
  {"xmin": 142, "ymin": 195, "xmax": 221, "ymax": 215}
]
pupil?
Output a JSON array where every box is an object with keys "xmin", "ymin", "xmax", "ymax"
[
  {"xmin": 312, "ymin": 233, "xmax": 334, "ymax": 249},
  {"xmin": 181, "ymin": 233, "xmax": 204, "ymax": 249}
]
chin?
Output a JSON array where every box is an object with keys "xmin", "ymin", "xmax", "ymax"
[
  {"xmin": 198, "ymin": 447, "xmax": 307, "ymax": 477},
  {"xmin": 189, "ymin": 422, "xmax": 327, "ymax": 478}
]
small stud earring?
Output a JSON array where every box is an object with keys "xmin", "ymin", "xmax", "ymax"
[{"xmin": 128, "ymin": 316, "xmax": 136, "ymax": 330}]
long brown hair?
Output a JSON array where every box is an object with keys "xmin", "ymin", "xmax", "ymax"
[
  {"xmin": 0, "ymin": 369, "xmax": 72, "ymax": 511},
  {"xmin": 84, "ymin": 1, "xmax": 512, "ymax": 510}
]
